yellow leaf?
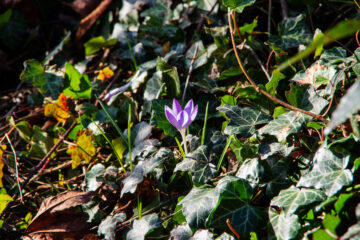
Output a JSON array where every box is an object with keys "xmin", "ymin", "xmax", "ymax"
[
  {"xmin": 97, "ymin": 66, "xmax": 114, "ymax": 82},
  {"xmin": 67, "ymin": 131, "xmax": 96, "ymax": 169},
  {"xmin": 44, "ymin": 93, "xmax": 71, "ymax": 123},
  {"xmin": 112, "ymin": 137, "xmax": 126, "ymax": 159},
  {"xmin": 0, "ymin": 145, "xmax": 6, "ymax": 188}
]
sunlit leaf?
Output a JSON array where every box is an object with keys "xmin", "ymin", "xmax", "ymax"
[
  {"xmin": 126, "ymin": 214, "xmax": 161, "ymax": 240},
  {"xmin": 44, "ymin": 93, "xmax": 71, "ymax": 123},
  {"xmin": 258, "ymin": 111, "xmax": 308, "ymax": 142},
  {"xmin": 63, "ymin": 62, "xmax": 92, "ymax": 99},
  {"xmin": 297, "ymin": 142, "xmax": 353, "ymax": 196},
  {"xmin": 97, "ymin": 66, "xmax": 114, "ymax": 82},
  {"xmin": 84, "ymin": 36, "xmax": 117, "ymax": 56},
  {"xmin": 98, "ymin": 212, "xmax": 127, "ymax": 240},
  {"xmin": 271, "ymin": 186, "xmax": 326, "ymax": 215},
  {"xmin": 221, "ymin": 0, "xmax": 256, "ymax": 13},
  {"xmin": 269, "ymin": 208, "xmax": 301, "ymax": 240},
  {"xmin": 67, "ymin": 131, "xmax": 96, "ymax": 169},
  {"xmin": 179, "ymin": 186, "xmax": 219, "ymax": 228},
  {"xmin": 218, "ymin": 105, "xmax": 271, "ymax": 137},
  {"xmin": 0, "ymin": 192, "xmax": 13, "ymax": 215}
]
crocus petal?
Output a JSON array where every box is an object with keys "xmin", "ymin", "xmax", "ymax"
[
  {"xmin": 184, "ymin": 99, "xmax": 194, "ymax": 113},
  {"xmin": 179, "ymin": 111, "xmax": 190, "ymax": 129},
  {"xmin": 172, "ymin": 99, "xmax": 183, "ymax": 115},
  {"xmin": 190, "ymin": 105, "xmax": 198, "ymax": 121},
  {"xmin": 165, "ymin": 106, "xmax": 182, "ymax": 129}
]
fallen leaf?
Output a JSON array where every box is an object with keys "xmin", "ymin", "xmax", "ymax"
[
  {"xmin": 67, "ymin": 131, "xmax": 96, "ymax": 169},
  {"xmin": 24, "ymin": 191, "xmax": 95, "ymax": 240},
  {"xmin": 0, "ymin": 145, "xmax": 7, "ymax": 188},
  {"xmin": 97, "ymin": 66, "xmax": 114, "ymax": 82},
  {"xmin": 44, "ymin": 93, "xmax": 71, "ymax": 123}
]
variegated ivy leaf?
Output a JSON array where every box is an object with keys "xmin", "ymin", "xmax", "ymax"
[
  {"xmin": 269, "ymin": 208, "xmax": 301, "ymax": 240},
  {"xmin": 179, "ymin": 186, "xmax": 219, "ymax": 228},
  {"xmin": 207, "ymin": 176, "xmax": 264, "ymax": 236},
  {"xmin": 258, "ymin": 111, "xmax": 308, "ymax": 142},
  {"xmin": 192, "ymin": 229, "xmax": 214, "ymax": 240},
  {"xmin": 258, "ymin": 142, "xmax": 294, "ymax": 159},
  {"xmin": 174, "ymin": 145, "xmax": 218, "ymax": 185},
  {"xmin": 126, "ymin": 214, "xmax": 161, "ymax": 240},
  {"xmin": 297, "ymin": 142, "xmax": 353, "ymax": 196},
  {"xmin": 271, "ymin": 186, "xmax": 326, "ymax": 216},
  {"xmin": 215, "ymin": 232, "xmax": 236, "ymax": 240},
  {"xmin": 217, "ymin": 105, "xmax": 271, "ymax": 137},
  {"xmin": 121, "ymin": 147, "xmax": 173, "ymax": 197}
]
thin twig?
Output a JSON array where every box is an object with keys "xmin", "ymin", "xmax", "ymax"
[
  {"xmin": 226, "ymin": 219, "xmax": 240, "ymax": 240},
  {"xmin": 267, "ymin": 0, "xmax": 272, "ymax": 35},
  {"xmin": 238, "ymin": 44, "xmax": 271, "ymax": 81},
  {"xmin": 5, "ymin": 134, "xmax": 23, "ymax": 203},
  {"xmin": 228, "ymin": 9, "xmax": 328, "ymax": 122},
  {"xmin": 0, "ymin": 121, "xmax": 77, "ymax": 219},
  {"xmin": 182, "ymin": 44, "xmax": 199, "ymax": 101},
  {"xmin": 266, "ymin": 50, "xmax": 275, "ymax": 72},
  {"xmin": 0, "ymin": 127, "xmax": 15, "ymax": 145}
]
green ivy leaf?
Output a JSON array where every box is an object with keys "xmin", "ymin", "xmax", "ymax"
[
  {"xmin": 20, "ymin": 60, "xmax": 63, "ymax": 98},
  {"xmin": 269, "ymin": 14, "xmax": 312, "ymax": 50},
  {"xmin": 258, "ymin": 111, "xmax": 308, "ymax": 142},
  {"xmin": 221, "ymin": 0, "xmax": 256, "ymax": 13},
  {"xmin": 207, "ymin": 176, "xmax": 264, "ymax": 236},
  {"xmin": 269, "ymin": 208, "xmax": 301, "ymax": 240},
  {"xmin": 150, "ymin": 99, "xmax": 178, "ymax": 137},
  {"xmin": 297, "ymin": 142, "xmax": 353, "ymax": 197},
  {"xmin": 271, "ymin": 186, "xmax": 326, "ymax": 215},
  {"xmin": 286, "ymin": 85, "xmax": 328, "ymax": 114},
  {"xmin": 218, "ymin": 105, "xmax": 271, "ymax": 137},
  {"xmin": 126, "ymin": 214, "xmax": 161, "ymax": 240},
  {"xmin": 84, "ymin": 36, "xmax": 117, "ymax": 56},
  {"xmin": 121, "ymin": 148, "xmax": 173, "ymax": 196},
  {"xmin": 63, "ymin": 62, "xmax": 92, "ymax": 99},
  {"xmin": 174, "ymin": 145, "xmax": 218, "ymax": 185},
  {"xmin": 179, "ymin": 186, "xmax": 219, "ymax": 228},
  {"xmin": 156, "ymin": 57, "xmax": 181, "ymax": 97}
]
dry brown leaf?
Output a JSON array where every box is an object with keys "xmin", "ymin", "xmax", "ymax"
[
  {"xmin": 24, "ymin": 191, "xmax": 95, "ymax": 240},
  {"xmin": 293, "ymin": 61, "xmax": 326, "ymax": 87}
]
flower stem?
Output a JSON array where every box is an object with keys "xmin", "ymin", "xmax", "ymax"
[{"xmin": 180, "ymin": 129, "xmax": 188, "ymax": 155}]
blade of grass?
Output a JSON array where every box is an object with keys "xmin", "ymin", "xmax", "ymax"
[
  {"xmin": 92, "ymin": 121, "xmax": 126, "ymax": 173},
  {"xmin": 175, "ymin": 136, "xmax": 186, "ymax": 158},
  {"xmin": 137, "ymin": 196, "xmax": 142, "ymax": 219},
  {"xmin": 128, "ymin": 104, "xmax": 133, "ymax": 170},
  {"xmin": 125, "ymin": 35, "xmax": 138, "ymax": 71},
  {"xmin": 201, "ymin": 101, "xmax": 209, "ymax": 145},
  {"xmin": 95, "ymin": 95, "xmax": 128, "ymax": 145},
  {"xmin": 217, "ymin": 135, "xmax": 233, "ymax": 171}
]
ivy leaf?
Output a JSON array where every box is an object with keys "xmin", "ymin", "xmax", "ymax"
[
  {"xmin": 258, "ymin": 142, "xmax": 294, "ymax": 159},
  {"xmin": 297, "ymin": 142, "xmax": 353, "ymax": 196},
  {"xmin": 221, "ymin": 0, "xmax": 256, "ymax": 13},
  {"xmin": 20, "ymin": 60, "xmax": 63, "ymax": 98},
  {"xmin": 150, "ymin": 99, "xmax": 177, "ymax": 137},
  {"xmin": 0, "ymin": 192, "xmax": 13, "ymax": 215},
  {"xmin": 258, "ymin": 111, "xmax": 308, "ymax": 142},
  {"xmin": 236, "ymin": 158, "xmax": 264, "ymax": 188},
  {"xmin": 342, "ymin": 223, "xmax": 360, "ymax": 240},
  {"xmin": 0, "ymin": 145, "xmax": 7, "ymax": 188},
  {"xmin": 63, "ymin": 62, "xmax": 92, "ymax": 99},
  {"xmin": 230, "ymin": 137, "xmax": 257, "ymax": 163},
  {"xmin": 207, "ymin": 176, "xmax": 264, "ymax": 236},
  {"xmin": 286, "ymin": 85, "xmax": 328, "ymax": 114},
  {"xmin": 121, "ymin": 147, "xmax": 173, "ymax": 196},
  {"xmin": 156, "ymin": 57, "xmax": 181, "ymax": 97},
  {"xmin": 98, "ymin": 213, "xmax": 127, "ymax": 240},
  {"xmin": 126, "ymin": 214, "xmax": 161, "ymax": 240},
  {"xmin": 169, "ymin": 224, "xmax": 193, "ymax": 240},
  {"xmin": 44, "ymin": 93, "xmax": 71, "ymax": 123},
  {"xmin": 67, "ymin": 131, "xmax": 96, "ymax": 169},
  {"xmin": 325, "ymin": 81, "xmax": 360, "ymax": 135},
  {"xmin": 28, "ymin": 126, "xmax": 55, "ymax": 158},
  {"xmin": 174, "ymin": 145, "xmax": 218, "ymax": 185},
  {"xmin": 269, "ymin": 14, "xmax": 312, "ymax": 50},
  {"xmin": 84, "ymin": 36, "xmax": 117, "ymax": 56},
  {"xmin": 269, "ymin": 208, "xmax": 301, "ymax": 240},
  {"xmin": 217, "ymin": 105, "xmax": 271, "ymax": 137},
  {"xmin": 192, "ymin": 229, "xmax": 214, "ymax": 239},
  {"xmin": 179, "ymin": 186, "xmax": 219, "ymax": 228},
  {"xmin": 271, "ymin": 186, "xmax": 326, "ymax": 216},
  {"xmin": 85, "ymin": 164, "xmax": 118, "ymax": 192},
  {"xmin": 144, "ymin": 71, "xmax": 165, "ymax": 102},
  {"xmin": 216, "ymin": 232, "xmax": 236, "ymax": 240}
]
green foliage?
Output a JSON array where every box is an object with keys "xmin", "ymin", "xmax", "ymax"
[{"xmin": 63, "ymin": 62, "xmax": 92, "ymax": 99}]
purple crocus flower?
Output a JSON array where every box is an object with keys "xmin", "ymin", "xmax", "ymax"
[{"xmin": 165, "ymin": 99, "xmax": 198, "ymax": 130}]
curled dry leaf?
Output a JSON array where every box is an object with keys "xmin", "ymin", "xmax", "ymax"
[{"xmin": 24, "ymin": 191, "xmax": 95, "ymax": 240}]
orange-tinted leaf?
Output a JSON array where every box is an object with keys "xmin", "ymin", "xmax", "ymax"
[
  {"xmin": 97, "ymin": 66, "xmax": 114, "ymax": 82},
  {"xmin": 67, "ymin": 131, "xmax": 96, "ymax": 169},
  {"xmin": 0, "ymin": 145, "xmax": 6, "ymax": 188},
  {"xmin": 44, "ymin": 93, "xmax": 71, "ymax": 123}
]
